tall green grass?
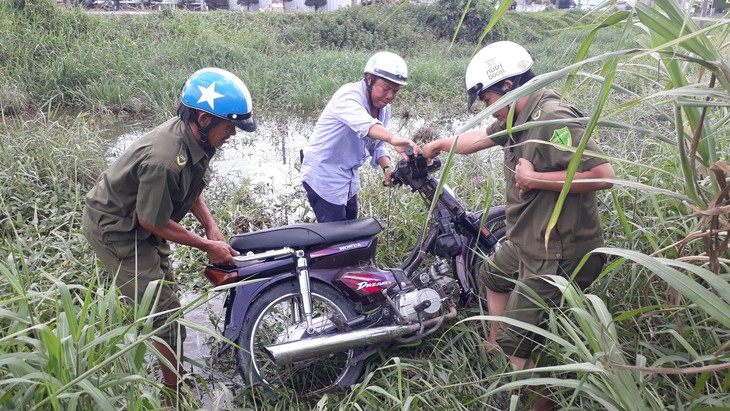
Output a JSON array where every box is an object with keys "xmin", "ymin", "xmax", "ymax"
[{"xmin": 0, "ymin": 116, "xmax": 157, "ymax": 409}]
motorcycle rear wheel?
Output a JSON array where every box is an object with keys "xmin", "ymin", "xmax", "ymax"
[{"xmin": 236, "ymin": 280, "xmax": 364, "ymax": 394}]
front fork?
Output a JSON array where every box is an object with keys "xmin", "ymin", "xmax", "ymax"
[{"xmin": 295, "ymin": 249, "xmax": 316, "ymax": 334}]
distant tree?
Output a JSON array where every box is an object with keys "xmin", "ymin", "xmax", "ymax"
[
  {"xmin": 239, "ymin": 0, "xmax": 259, "ymax": 10},
  {"xmin": 305, "ymin": 0, "xmax": 327, "ymax": 11},
  {"xmin": 283, "ymin": 0, "xmax": 293, "ymax": 9}
]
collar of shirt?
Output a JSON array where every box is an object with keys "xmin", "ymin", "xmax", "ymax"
[{"xmin": 515, "ymin": 88, "xmax": 548, "ymax": 126}]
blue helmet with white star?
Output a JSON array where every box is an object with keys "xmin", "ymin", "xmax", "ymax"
[{"xmin": 181, "ymin": 67, "xmax": 256, "ymax": 132}]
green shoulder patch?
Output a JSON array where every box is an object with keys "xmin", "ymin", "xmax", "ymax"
[
  {"xmin": 550, "ymin": 127, "xmax": 572, "ymax": 147},
  {"xmin": 175, "ymin": 144, "xmax": 188, "ymax": 167}
]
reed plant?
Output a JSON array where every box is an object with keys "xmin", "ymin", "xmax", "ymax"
[
  {"xmin": 401, "ymin": 0, "xmax": 730, "ymax": 409},
  {"xmin": 0, "ymin": 116, "xmax": 158, "ymax": 409}
]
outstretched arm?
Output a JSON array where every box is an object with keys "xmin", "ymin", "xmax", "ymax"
[
  {"xmin": 422, "ymin": 128, "xmax": 498, "ymax": 158},
  {"xmin": 368, "ymin": 124, "xmax": 420, "ymax": 160}
]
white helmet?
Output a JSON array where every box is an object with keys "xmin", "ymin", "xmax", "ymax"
[
  {"xmin": 364, "ymin": 51, "xmax": 408, "ymax": 86},
  {"xmin": 465, "ymin": 41, "xmax": 533, "ymax": 110}
]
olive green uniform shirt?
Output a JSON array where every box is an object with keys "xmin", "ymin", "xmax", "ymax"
[
  {"xmin": 486, "ymin": 88, "xmax": 607, "ymax": 260},
  {"xmin": 84, "ymin": 117, "xmax": 214, "ymax": 243}
]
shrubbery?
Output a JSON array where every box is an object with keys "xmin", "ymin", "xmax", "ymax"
[{"xmin": 0, "ymin": 0, "xmax": 589, "ymax": 118}]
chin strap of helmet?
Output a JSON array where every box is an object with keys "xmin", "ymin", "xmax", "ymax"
[
  {"xmin": 365, "ymin": 75, "xmax": 378, "ymax": 115},
  {"xmin": 194, "ymin": 114, "xmax": 221, "ymax": 149},
  {"xmin": 484, "ymin": 72, "xmax": 527, "ymax": 114},
  {"xmin": 484, "ymin": 86, "xmax": 507, "ymax": 97},
  {"xmin": 484, "ymin": 72, "xmax": 526, "ymax": 98},
  {"xmin": 484, "ymin": 84, "xmax": 511, "ymax": 113}
]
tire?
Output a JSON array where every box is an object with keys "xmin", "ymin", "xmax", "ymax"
[
  {"xmin": 236, "ymin": 280, "xmax": 364, "ymax": 394},
  {"xmin": 468, "ymin": 214, "xmax": 507, "ymax": 309}
]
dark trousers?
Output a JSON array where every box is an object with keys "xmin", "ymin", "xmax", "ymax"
[
  {"xmin": 303, "ymin": 181, "xmax": 358, "ymax": 222},
  {"xmin": 480, "ymin": 240, "xmax": 606, "ymax": 358}
]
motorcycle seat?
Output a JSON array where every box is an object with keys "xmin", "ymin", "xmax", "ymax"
[{"xmin": 229, "ymin": 217, "xmax": 382, "ymax": 253}]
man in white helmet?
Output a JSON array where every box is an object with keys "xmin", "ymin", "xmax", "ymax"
[
  {"xmin": 300, "ymin": 51, "xmax": 420, "ymax": 222},
  {"xmin": 423, "ymin": 41, "xmax": 615, "ymax": 409}
]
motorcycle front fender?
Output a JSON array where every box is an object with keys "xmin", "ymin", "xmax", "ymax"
[
  {"xmin": 456, "ymin": 205, "xmax": 507, "ymax": 306},
  {"xmin": 455, "ymin": 246, "xmax": 472, "ymax": 306}
]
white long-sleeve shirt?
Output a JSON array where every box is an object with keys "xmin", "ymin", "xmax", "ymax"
[{"xmin": 300, "ymin": 79, "xmax": 390, "ymax": 205}]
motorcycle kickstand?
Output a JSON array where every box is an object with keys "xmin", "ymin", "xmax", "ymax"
[{"xmin": 350, "ymin": 347, "xmax": 377, "ymax": 366}]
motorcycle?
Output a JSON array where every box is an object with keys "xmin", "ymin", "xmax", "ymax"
[{"xmin": 203, "ymin": 149, "xmax": 507, "ymax": 394}]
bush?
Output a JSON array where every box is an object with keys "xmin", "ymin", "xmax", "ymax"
[{"xmin": 418, "ymin": 0, "xmax": 508, "ymax": 44}]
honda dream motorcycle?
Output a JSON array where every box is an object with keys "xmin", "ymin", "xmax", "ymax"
[{"xmin": 203, "ymin": 150, "xmax": 506, "ymax": 393}]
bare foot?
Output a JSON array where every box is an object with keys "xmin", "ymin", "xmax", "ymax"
[
  {"xmin": 528, "ymin": 388, "xmax": 556, "ymax": 411},
  {"xmin": 481, "ymin": 340, "xmax": 503, "ymax": 354}
]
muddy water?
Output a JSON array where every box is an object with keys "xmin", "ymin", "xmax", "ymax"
[
  {"xmin": 112, "ymin": 117, "xmax": 310, "ymax": 197},
  {"xmin": 179, "ymin": 290, "xmax": 240, "ymax": 407}
]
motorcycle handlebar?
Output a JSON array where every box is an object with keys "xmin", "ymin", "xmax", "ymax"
[{"xmin": 392, "ymin": 147, "xmax": 441, "ymax": 188}]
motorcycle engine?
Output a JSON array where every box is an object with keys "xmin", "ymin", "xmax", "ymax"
[
  {"xmin": 394, "ymin": 288, "xmax": 442, "ymax": 322},
  {"xmin": 394, "ymin": 262, "xmax": 461, "ymax": 322},
  {"xmin": 413, "ymin": 259, "xmax": 461, "ymax": 305}
]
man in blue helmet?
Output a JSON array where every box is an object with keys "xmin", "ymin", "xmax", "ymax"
[
  {"xmin": 82, "ymin": 67, "xmax": 256, "ymax": 397},
  {"xmin": 300, "ymin": 51, "xmax": 420, "ymax": 222}
]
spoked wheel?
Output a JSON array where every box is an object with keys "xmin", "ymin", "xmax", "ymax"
[
  {"xmin": 468, "ymin": 213, "xmax": 507, "ymax": 309},
  {"xmin": 236, "ymin": 280, "xmax": 364, "ymax": 394}
]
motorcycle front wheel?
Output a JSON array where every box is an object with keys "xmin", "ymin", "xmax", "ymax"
[
  {"xmin": 469, "ymin": 213, "xmax": 507, "ymax": 308},
  {"xmin": 236, "ymin": 280, "xmax": 364, "ymax": 394}
]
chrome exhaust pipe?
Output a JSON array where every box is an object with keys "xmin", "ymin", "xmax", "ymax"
[
  {"xmin": 264, "ymin": 306, "xmax": 457, "ymax": 366},
  {"xmin": 264, "ymin": 325, "xmax": 411, "ymax": 366}
]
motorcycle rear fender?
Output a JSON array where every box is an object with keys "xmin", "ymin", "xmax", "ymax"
[
  {"xmin": 222, "ymin": 274, "xmax": 293, "ymax": 348},
  {"xmin": 221, "ymin": 270, "xmax": 344, "ymax": 351}
]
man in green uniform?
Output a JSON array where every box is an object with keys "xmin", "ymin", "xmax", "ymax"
[
  {"xmin": 422, "ymin": 41, "xmax": 615, "ymax": 410},
  {"xmin": 82, "ymin": 67, "xmax": 257, "ymax": 394}
]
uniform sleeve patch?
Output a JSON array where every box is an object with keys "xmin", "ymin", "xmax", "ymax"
[{"xmin": 550, "ymin": 127, "xmax": 572, "ymax": 147}]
